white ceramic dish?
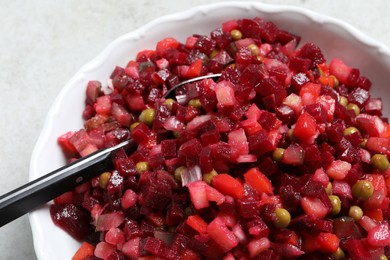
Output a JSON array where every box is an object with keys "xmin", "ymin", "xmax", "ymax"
[{"xmin": 29, "ymin": 1, "xmax": 390, "ymax": 259}]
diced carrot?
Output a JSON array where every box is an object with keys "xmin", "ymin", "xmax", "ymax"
[
  {"xmin": 294, "ymin": 112, "xmax": 317, "ymax": 141},
  {"xmin": 212, "ymin": 174, "xmax": 245, "ymax": 199},
  {"xmin": 365, "ymin": 209, "xmax": 383, "ymax": 222},
  {"xmin": 315, "ymin": 233, "xmax": 340, "ymax": 253},
  {"xmin": 244, "ymin": 168, "xmax": 273, "ymax": 194},
  {"xmin": 186, "ymin": 59, "xmax": 203, "ymax": 78},
  {"xmin": 72, "ymin": 242, "xmax": 95, "ymax": 260},
  {"xmin": 187, "ymin": 215, "xmax": 208, "ymax": 234}
]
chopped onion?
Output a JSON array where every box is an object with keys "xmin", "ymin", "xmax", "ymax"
[
  {"xmin": 162, "ymin": 116, "xmax": 184, "ymax": 131},
  {"xmin": 181, "ymin": 165, "xmax": 202, "ymax": 186},
  {"xmin": 103, "ymin": 79, "xmax": 114, "ymax": 94},
  {"xmin": 175, "ymin": 94, "xmax": 188, "ymax": 105}
]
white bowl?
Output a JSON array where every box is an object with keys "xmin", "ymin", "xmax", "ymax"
[{"xmin": 29, "ymin": 2, "xmax": 390, "ymax": 259}]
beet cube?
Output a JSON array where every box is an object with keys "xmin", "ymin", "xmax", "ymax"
[
  {"xmin": 199, "ymin": 146, "xmax": 213, "ymax": 174},
  {"xmin": 142, "ymin": 182, "xmax": 172, "ymax": 210},
  {"xmin": 50, "ymin": 204, "xmax": 93, "ymax": 240},
  {"xmin": 297, "ymin": 43, "xmax": 325, "ymax": 68},
  {"xmin": 305, "ymin": 103, "xmax": 327, "ymax": 123},
  {"xmin": 161, "ymin": 139, "xmax": 177, "ymax": 158},
  {"xmin": 123, "ymin": 218, "xmax": 142, "ymax": 240},
  {"xmin": 289, "ymin": 56, "xmax": 311, "ymax": 72},
  {"xmin": 114, "ymin": 158, "xmax": 137, "ymax": 176},
  {"xmin": 348, "ymin": 87, "xmax": 370, "ymax": 107},
  {"xmin": 275, "ymin": 104, "xmax": 296, "ymax": 125},
  {"xmin": 258, "ymin": 111, "xmax": 281, "ymax": 131},
  {"xmin": 211, "ymin": 27, "xmax": 232, "ymax": 49},
  {"xmin": 246, "ymin": 216, "xmax": 269, "ymax": 237},
  {"xmin": 236, "ymin": 196, "xmax": 259, "ymax": 218},
  {"xmin": 248, "ymin": 129, "xmax": 276, "ymax": 157},
  {"xmin": 194, "ymin": 36, "xmax": 216, "ymax": 55},
  {"xmin": 291, "ymin": 72, "xmax": 310, "ymax": 93}
]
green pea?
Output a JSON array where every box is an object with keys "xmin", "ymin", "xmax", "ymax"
[
  {"xmin": 136, "ymin": 161, "xmax": 150, "ymax": 174},
  {"xmin": 325, "ymin": 182, "xmax": 333, "ymax": 195},
  {"xmin": 164, "ymin": 98, "xmax": 175, "ymax": 110},
  {"xmin": 343, "ymin": 126, "xmax": 359, "ymax": 136},
  {"xmin": 203, "ymin": 169, "xmax": 218, "ymax": 184},
  {"xmin": 360, "ymin": 138, "xmax": 368, "ymax": 148},
  {"xmin": 139, "ymin": 108, "xmax": 155, "ymax": 126},
  {"xmin": 247, "ymin": 43, "xmax": 259, "ymax": 56},
  {"xmin": 188, "ymin": 99, "xmax": 202, "ymax": 109},
  {"xmin": 349, "ymin": 205, "xmax": 363, "ymax": 221},
  {"xmin": 273, "ymin": 208, "xmax": 291, "ymax": 228},
  {"xmin": 352, "ymin": 180, "xmax": 374, "ymax": 200},
  {"xmin": 272, "ymin": 148, "xmax": 285, "ymax": 162},
  {"xmin": 99, "ymin": 172, "xmax": 111, "ymax": 189},
  {"xmin": 329, "ymin": 195, "xmax": 341, "ymax": 215},
  {"xmin": 130, "ymin": 122, "xmax": 140, "ymax": 131},
  {"xmin": 329, "ymin": 75, "xmax": 340, "ymax": 89},
  {"xmin": 333, "ymin": 247, "xmax": 345, "ymax": 259},
  {"xmin": 371, "ymin": 153, "xmax": 390, "ymax": 172},
  {"xmin": 230, "ymin": 29, "xmax": 242, "ymax": 40},
  {"xmin": 339, "ymin": 96, "xmax": 348, "ymax": 107},
  {"xmin": 346, "ymin": 103, "xmax": 360, "ymax": 116},
  {"xmin": 174, "ymin": 166, "xmax": 186, "ymax": 182}
]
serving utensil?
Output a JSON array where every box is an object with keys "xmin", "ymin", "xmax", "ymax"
[{"xmin": 0, "ymin": 73, "xmax": 221, "ymax": 227}]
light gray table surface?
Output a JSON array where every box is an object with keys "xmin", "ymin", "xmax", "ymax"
[{"xmin": 1, "ymin": 0, "xmax": 390, "ymax": 259}]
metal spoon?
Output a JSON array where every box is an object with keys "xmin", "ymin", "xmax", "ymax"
[{"xmin": 0, "ymin": 73, "xmax": 221, "ymax": 227}]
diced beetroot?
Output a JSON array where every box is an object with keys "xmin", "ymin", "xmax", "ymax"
[
  {"xmin": 131, "ymin": 123, "xmax": 157, "ymax": 148},
  {"xmin": 344, "ymin": 238, "xmax": 370, "ymax": 259},
  {"xmin": 86, "ymin": 80, "xmax": 102, "ymax": 104},
  {"xmin": 248, "ymin": 129, "xmax": 280, "ymax": 157},
  {"xmin": 297, "ymin": 43, "xmax": 325, "ymax": 68},
  {"xmin": 272, "ymin": 243, "xmax": 304, "ymax": 257},
  {"xmin": 333, "ymin": 216, "xmax": 355, "ymax": 239},
  {"xmin": 367, "ymin": 223, "xmax": 390, "ymax": 247},
  {"xmin": 349, "ymin": 87, "xmax": 370, "ymax": 107},
  {"xmin": 50, "ymin": 204, "xmax": 93, "ymax": 240}
]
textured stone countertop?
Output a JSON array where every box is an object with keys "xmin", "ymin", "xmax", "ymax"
[{"xmin": 1, "ymin": 0, "xmax": 389, "ymax": 259}]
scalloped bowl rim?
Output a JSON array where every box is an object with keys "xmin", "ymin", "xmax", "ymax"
[{"xmin": 29, "ymin": 2, "xmax": 390, "ymax": 259}]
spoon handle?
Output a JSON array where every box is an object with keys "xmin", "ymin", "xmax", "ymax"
[{"xmin": 0, "ymin": 139, "xmax": 134, "ymax": 227}]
